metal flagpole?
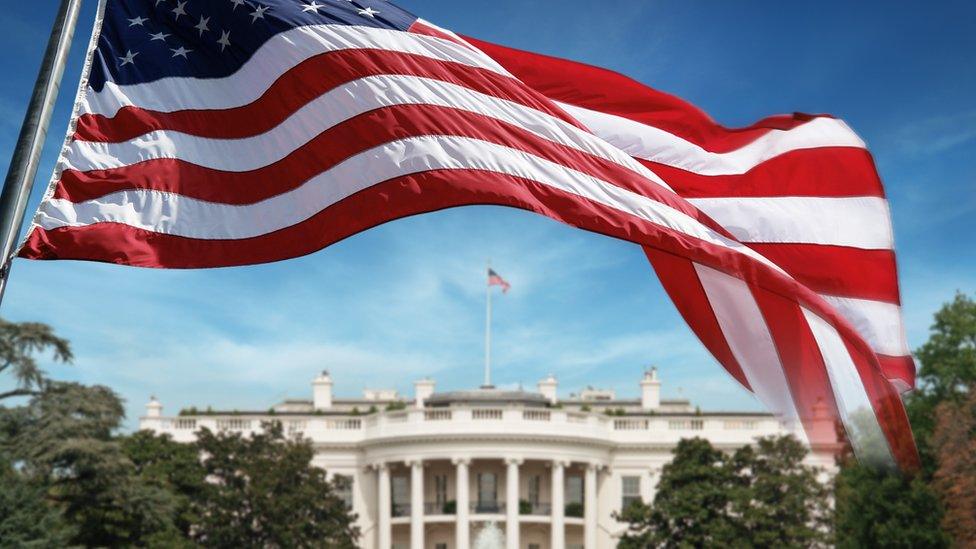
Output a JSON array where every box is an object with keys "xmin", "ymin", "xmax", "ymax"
[
  {"xmin": 484, "ymin": 262, "xmax": 492, "ymax": 388},
  {"xmin": 0, "ymin": 0, "xmax": 84, "ymax": 307}
]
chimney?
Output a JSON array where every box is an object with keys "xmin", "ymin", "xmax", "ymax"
[
  {"xmin": 537, "ymin": 373, "xmax": 558, "ymax": 405},
  {"xmin": 312, "ymin": 370, "xmax": 334, "ymax": 410},
  {"xmin": 414, "ymin": 378, "xmax": 436, "ymax": 408},
  {"xmin": 640, "ymin": 367, "xmax": 661, "ymax": 410},
  {"xmin": 145, "ymin": 395, "xmax": 162, "ymax": 418}
]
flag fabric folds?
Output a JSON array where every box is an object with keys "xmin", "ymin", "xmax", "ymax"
[
  {"xmin": 488, "ymin": 268, "xmax": 510, "ymax": 293},
  {"xmin": 19, "ymin": 0, "xmax": 917, "ymax": 470}
]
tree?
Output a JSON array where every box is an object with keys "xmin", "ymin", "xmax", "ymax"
[
  {"xmin": 732, "ymin": 435, "xmax": 831, "ymax": 547},
  {"xmin": 617, "ymin": 438, "xmax": 742, "ymax": 548},
  {"xmin": 0, "ymin": 319, "xmax": 72, "ymax": 401},
  {"xmin": 932, "ymin": 385, "xmax": 976, "ymax": 544},
  {"xmin": 833, "ymin": 292, "xmax": 976, "ymax": 547},
  {"xmin": 915, "ymin": 292, "xmax": 976, "ymax": 403},
  {"xmin": 121, "ymin": 430, "xmax": 207, "ymax": 539},
  {"xmin": 833, "ymin": 462, "xmax": 948, "ymax": 548},
  {"xmin": 0, "ymin": 462, "xmax": 74, "ymax": 548},
  {"xmin": 617, "ymin": 436, "xmax": 830, "ymax": 548},
  {"xmin": 0, "ymin": 382, "xmax": 183, "ymax": 546},
  {"xmin": 191, "ymin": 421, "xmax": 360, "ymax": 548}
]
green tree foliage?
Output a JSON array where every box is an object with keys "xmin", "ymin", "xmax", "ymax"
[
  {"xmin": 121, "ymin": 430, "xmax": 207, "ymax": 539},
  {"xmin": 617, "ymin": 435, "xmax": 829, "ymax": 548},
  {"xmin": 0, "ymin": 318, "xmax": 72, "ymax": 401},
  {"xmin": 191, "ymin": 421, "xmax": 360, "ymax": 548},
  {"xmin": 732, "ymin": 435, "xmax": 831, "ymax": 547},
  {"xmin": 834, "ymin": 464, "xmax": 948, "ymax": 548},
  {"xmin": 1, "ymin": 382, "xmax": 183, "ymax": 546},
  {"xmin": 834, "ymin": 292, "xmax": 975, "ymax": 547},
  {"xmin": 0, "ymin": 462, "xmax": 74, "ymax": 548}
]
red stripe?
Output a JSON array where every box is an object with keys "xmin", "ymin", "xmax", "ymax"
[
  {"xmin": 644, "ymin": 248, "xmax": 753, "ymax": 391},
  {"xmin": 839, "ymin": 335, "xmax": 921, "ymax": 470},
  {"xmin": 750, "ymin": 286, "xmax": 845, "ymax": 450},
  {"xmin": 465, "ymin": 36, "xmax": 830, "ymax": 153},
  {"xmin": 746, "ymin": 243, "xmax": 900, "ymax": 304},
  {"xmin": 876, "ymin": 355, "xmax": 916, "ymax": 391},
  {"xmin": 641, "ymin": 147, "xmax": 885, "ymax": 198},
  {"xmin": 408, "ymin": 20, "xmax": 472, "ymax": 49},
  {"xmin": 58, "ymin": 104, "xmax": 725, "ymax": 237},
  {"xmin": 74, "ymin": 47, "xmax": 584, "ymax": 142}
]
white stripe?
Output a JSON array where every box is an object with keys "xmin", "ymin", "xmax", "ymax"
[
  {"xmin": 557, "ymin": 102, "xmax": 866, "ymax": 176},
  {"xmin": 694, "ymin": 263, "xmax": 807, "ymax": 441},
  {"xmin": 687, "ymin": 196, "xmax": 894, "ymax": 250},
  {"xmin": 67, "ymin": 74, "xmax": 671, "ymax": 193},
  {"xmin": 801, "ymin": 307, "xmax": 897, "ymax": 470},
  {"xmin": 82, "ymin": 24, "xmax": 512, "ymax": 118},
  {"xmin": 821, "ymin": 295, "xmax": 910, "ymax": 356},
  {"xmin": 40, "ymin": 134, "xmax": 777, "ymax": 274}
]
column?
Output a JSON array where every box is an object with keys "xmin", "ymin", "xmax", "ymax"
[
  {"xmin": 506, "ymin": 458, "xmax": 522, "ymax": 549},
  {"xmin": 454, "ymin": 457, "xmax": 470, "ymax": 549},
  {"xmin": 551, "ymin": 460, "xmax": 566, "ymax": 549},
  {"xmin": 584, "ymin": 463, "xmax": 598, "ymax": 549},
  {"xmin": 377, "ymin": 463, "xmax": 391, "ymax": 549},
  {"xmin": 410, "ymin": 460, "xmax": 424, "ymax": 549}
]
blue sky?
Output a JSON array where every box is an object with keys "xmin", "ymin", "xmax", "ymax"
[{"xmin": 0, "ymin": 0, "xmax": 973, "ymax": 430}]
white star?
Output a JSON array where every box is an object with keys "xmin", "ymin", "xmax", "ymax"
[
  {"xmin": 194, "ymin": 15, "xmax": 211, "ymax": 36},
  {"xmin": 172, "ymin": 1, "xmax": 188, "ymax": 21},
  {"xmin": 302, "ymin": 1, "xmax": 324, "ymax": 13},
  {"xmin": 230, "ymin": 0, "xmax": 247, "ymax": 10},
  {"xmin": 250, "ymin": 5, "xmax": 269, "ymax": 22},
  {"xmin": 358, "ymin": 7, "xmax": 379, "ymax": 17},
  {"xmin": 217, "ymin": 30, "xmax": 231, "ymax": 51},
  {"xmin": 127, "ymin": 15, "xmax": 148, "ymax": 27},
  {"xmin": 148, "ymin": 31, "xmax": 170, "ymax": 42},
  {"xmin": 118, "ymin": 49, "xmax": 138, "ymax": 66},
  {"xmin": 171, "ymin": 46, "xmax": 192, "ymax": 58}
]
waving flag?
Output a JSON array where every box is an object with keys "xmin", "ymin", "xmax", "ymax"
[
  {"xmin": 20, "ymin": 0, "xmax": 917, "ymax": 469},
  {"xmin": 488, "ymin": 268, "xmax": 510, "ymax": 293}
]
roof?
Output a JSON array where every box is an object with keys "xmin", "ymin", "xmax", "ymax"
[{"xmin": 426, "ymin": 388, "xmax": 550, "ymax": 407}]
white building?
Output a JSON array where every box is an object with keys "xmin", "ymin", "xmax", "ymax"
[{"xmin": 140, "ymin": 368, "xmax": 836, "ymax": 549}]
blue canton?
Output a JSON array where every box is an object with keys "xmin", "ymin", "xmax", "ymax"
[{"xmin": 90, "ymin": 0, "xmax": 418, "ymax": 91}]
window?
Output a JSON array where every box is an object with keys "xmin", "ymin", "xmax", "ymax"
[
  {"xmin": 392, "ymin": 476, "xmax": 409, "ymax": 516},
  {"xmin": 621, "ymin": 475, "xmax": 642, "ymax": 510},
  {"xmin": 477, "ymin": 473, "xmax": 498, "ymax": 512},
  {"xmin": 528, "ymin": 475, "xmax": 541, "ymax": 505},
  {"xmin": 566, "ymin": 475, "xmax": 583, "ymax": 505},
  {"xmin": 435, "ymin": 474, "xmax": 448, "ymax": 507},
  {"xmin": 333, "ymin": 474, "xmax": 353, "ymax": 510}
]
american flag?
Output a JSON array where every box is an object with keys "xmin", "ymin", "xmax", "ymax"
[
  {"xmin": 488, "ymin": 268, "xmax": 510, "ymax": 293},
  {"xmin": 20, "ymin": 0, "xmax": 917, "ymax": 469}
]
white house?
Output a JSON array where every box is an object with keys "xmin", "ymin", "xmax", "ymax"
[{"xmin": 140, "ymin": 368, "xmax": 837, "ymax": 549}]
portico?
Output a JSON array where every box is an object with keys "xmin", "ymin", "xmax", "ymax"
[{"xmin": 372, "ymin": 455, "xmax": 605, "ymax": 549}]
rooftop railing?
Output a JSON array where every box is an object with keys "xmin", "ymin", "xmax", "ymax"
[{"xmin": 145, "ymin": 405, "xmax": 790, "ymax": 445}]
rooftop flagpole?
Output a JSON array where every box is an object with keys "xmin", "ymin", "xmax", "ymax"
[
  {"xmin": 0, "ymin": 0, "xmax": 84, "ymax": 307},
  {"xmin": 483, "ymin": 260, "xmax": 493, "ymax": 388}
]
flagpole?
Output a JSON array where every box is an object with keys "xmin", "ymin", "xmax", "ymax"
[
  {"xmin": 484, "ymin": 262, "xmax": 492, "ymax": 388},
  {"xmin": 0, "ymin": 0, "xmax": 84, "ymax": 308}
]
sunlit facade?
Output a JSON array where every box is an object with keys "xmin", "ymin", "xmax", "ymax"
[{"xmin": 140, "ymin": 369, "xmax": 836, "ymax": 549}]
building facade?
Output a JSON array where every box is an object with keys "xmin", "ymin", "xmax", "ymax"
[{"xmin": 140, "ymin": 369, "xmax": 836, "ymax": 549}]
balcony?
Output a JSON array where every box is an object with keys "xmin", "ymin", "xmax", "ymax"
[
  {"xmin": 424, "ymin": 502, "xmax": 456, "ymax": 515},
  {"xmin": 144, "ymin": 405, "xmax": 790, "ymax": 446},
  {"xmin": 521, "ymin": 501, "xmax": 551, "ymax": 515},
  {"xmin": 470, "ymin": 501, "xmax": 505, "ymax": 514}
]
